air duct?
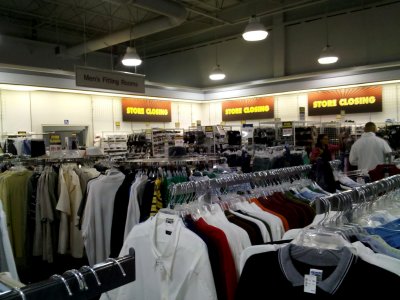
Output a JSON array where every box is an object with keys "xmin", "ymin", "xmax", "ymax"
[{"xmin": 64, "ymin": 0, "xmax": 187, "ymax": 57}]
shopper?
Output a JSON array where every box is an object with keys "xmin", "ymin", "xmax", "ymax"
[
  {"xmin": 349, "ymin": 122, "xmax": 392, "ymax": 171},
  {"xmin": 310, "ymin": 134, "xmax": 340, "ymax": 163},
  {"xmin": 309, "ymin": 134, "xmax": 339, "ymax": 193}
]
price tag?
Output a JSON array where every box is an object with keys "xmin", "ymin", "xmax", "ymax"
[
  {"xmin": 50, "ymin": 135, "xmax": 61, "ymax": 144},
  {"xmin": 304, "ymin": 274, "xmax": 317, "ymax": 294},
  {"xmin": 282, "ymin": 128, "xmax": 293, "ymax": 136},
  {"xmin": 175, "ymin": 139, "xmax": 184, "ymax": 147},
  {"xmin": 310, "ymin": 269, "xmax": 323, "ymax": 283}
]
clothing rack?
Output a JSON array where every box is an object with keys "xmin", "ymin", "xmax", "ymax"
[
  {"xmin": 316, "ymin": 173, "xmax": 400, "ymax": 213},
  {"xmin": 1, "ymin": 133, "xmax": 55, "ymax": 137},
  {"xmin": 170, "ymin": 159, "xmax": 341, "ymax": 199},
  {"xmin": 170, "ymin": 164, "xmax": 310, "ymax": 197},
  {"xmin": 385, "ymin": 150, "xmax": 400, "ymax": 163},
  {"xmin": 0, "ymin": 250, "xmax": 135, "ymax": 300},
  {"xmin": 0, "ymin": 155, "xmax": 107, "ymax": 165},
  {"xmin": 122, "ymin": 155, "xmax": 223, "ymax": 166}
]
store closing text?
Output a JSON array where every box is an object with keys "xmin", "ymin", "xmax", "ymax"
[
  {"xmin": 225, "ymin": 105, "xmax": 270, "ymax": 115},
  {"xmin": 126, "ymin": 107, "xmax": 169, "ymax": 116},
  {"xmin": 312, "ymin": 96, "xmax": 376, "ymax": 108}
]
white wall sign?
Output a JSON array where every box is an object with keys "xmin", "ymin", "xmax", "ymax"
[{"xmin": 75, "ymin": 66, "xmax": 145, "ymax": 94}]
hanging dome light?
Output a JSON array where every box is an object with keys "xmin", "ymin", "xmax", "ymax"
[
  {"xmin": 122, "ymin": 46, "xmax": 142, "ymax": 66},
  {"xmin": 318, "ymin": 45, "xmax": 339, "ymax": 64},
  {"xmin": 242, "ymin": 17, "xmax": 268, "ymax": 42},
  {"xmin": 209, "ymin": 65, "xmax": 226, "ymax": 80}
]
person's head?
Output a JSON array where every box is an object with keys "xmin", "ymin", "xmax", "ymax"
[
  {"xmin": 364, "ymin": 122, "xmax": 376, "ymax": 133},
  {"xmin": 316, "ymin": 134, "xmax": 329, "ymax": 148}
]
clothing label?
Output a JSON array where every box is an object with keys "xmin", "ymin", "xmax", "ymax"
[
  {"xmin": 304, "ymin": 274, "xmax": 317, "ymax": 294},
  {"xmin": 310, "ymin": 269, "xmax": 323, "ymax": 283},
  {"xmin": 166, "ymin": 218, "xmax": 175, "ymax": 224},
  {"xmin": 165, "ymin": 218, "xmax": 174, "ymax": 235}
]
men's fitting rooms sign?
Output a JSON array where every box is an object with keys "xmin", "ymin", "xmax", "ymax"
[{"xmin": 308, "ymin": 86, "xmax": 382, "ymax": 116}]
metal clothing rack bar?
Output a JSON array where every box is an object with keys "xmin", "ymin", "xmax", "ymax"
[
  {"xmin": 0, "ymin": 155, "xmax": 108, "ymax": 165},
  {"xmin": 0, "ymin": 251, "xmax": 135, "ymax": 300},
  {"xmin": 385, "ymin": 150, "xmax": 400, "ymax": 164},
  {"xmin": 122, "ymin": 155, "xmax": 223, "ymax": 166},
  {"xmin": 170, "ymin": 159, "xmax": 341, "ymax": 197},
  {"xmin": 2, "ymin": 132, "xmax": 55, "ymax": 137},
  {"xmin": 316, "ymin": 174, "xmax": 400, "ymax": 213}
]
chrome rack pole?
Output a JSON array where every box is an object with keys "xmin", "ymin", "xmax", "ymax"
[{"xmin": 0, "ymin": 253, "xmax": 135, "ymax": 300}]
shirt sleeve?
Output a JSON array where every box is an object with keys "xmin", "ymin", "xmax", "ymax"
[
  {"xmin": 349, "ymin": 143, "xmax": 358, "ymax": 166},
  {"xmin": 310, "ymin": 147, "xmax": 322, "ymax": 162},
  {"xmin": 383, "ymin": 140, "xmax": 393, "ymax": 162},
  {"xmin": 328, "ymin": 144, "xmax": 340, "ymax": 152}
]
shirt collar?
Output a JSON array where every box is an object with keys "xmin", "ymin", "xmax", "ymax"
[
  {"xmin": 362, "ymin": 132, "xmax": 376, "ymax": 137},
  {"xmin": 278, "ymin": 244, "xmax": 354, "ymax": 294}
]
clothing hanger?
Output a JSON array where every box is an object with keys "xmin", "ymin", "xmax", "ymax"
[{"xmin": 291, "ymin": 197, "xmax": 354, "ymax": 252}]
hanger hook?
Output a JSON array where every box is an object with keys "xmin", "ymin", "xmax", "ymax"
[
  {"xmin": 13, "ymin": 288, "xmax": 26, "ymax": 300},
  {"xmin": 63, "ymin": 269, "xmax": 86, "ymax": 291},
  {"xmin": 80, "ymin": 265, "xmax": 101, "ymax": 286},
  {"xmin": 51, "ymin": 274, "xmax": 73, "ymax": 296},
  {"xmin": 106, "ymin": 258, "xmax": 126, "ymax": 277}
]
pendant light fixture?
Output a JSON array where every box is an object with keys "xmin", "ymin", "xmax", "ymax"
[
  {"xmin": 318, "ymin": 10, "xmax": 338, "ymax": 64},
  {"xmin": 318, "ymin": 45, "xmax": 338, "ymax": 64},
  {"xmin": 122, "ymin": 46, "xmax": 142, "ymax": 66},
  {"xmin": 209, "ymin": 43, "xmax": 225, "ymax": 81},
  {"xmin": 122, "ymin": 26, "xmax": 142, "ymax": 67},
  {"xmin": 209, "ymin": 65, "xmax": 226, "ymax": 81},
  {"xmin": 242, "ymin": 16, "xmax": 268, "ymax": 42}
]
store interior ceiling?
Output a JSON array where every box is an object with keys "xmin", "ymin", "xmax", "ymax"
[{"xmin": 0, "ymin": 0, "xmax": 399, "ymax": 89}]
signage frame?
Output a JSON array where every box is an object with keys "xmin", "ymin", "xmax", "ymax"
[
  {"xmin": 221, "ymin": 96, "xmax": 274, "ymax": 121},
  {"xmin": 308, "ymin": 86, "xmax": 382, "ymax": 116},
  {"xmin": 122, "ymin": 98, "xmax": 172, "ymax": 122},
  {"xmin": 76, "ymin": 65, "xmax": 145, "ymax": 94}
]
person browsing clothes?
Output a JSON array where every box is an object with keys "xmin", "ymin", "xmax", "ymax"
[
  {"xmin": 310, "ymin": 134, "xmax": 340, "ymax": 163},
  {"xmin": 349, "ymin": 122, "xmax": 392, "ymax": 171},
  {"xmin": 309, "ymin": 134, "xmax": 340, "ymax": 193}
]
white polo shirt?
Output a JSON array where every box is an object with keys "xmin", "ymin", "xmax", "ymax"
[
  {"xmin": 349, "ymin": 132, "xmax": 392, "ymax": 171},
  {"xmin": 101, "ymin": 212, "xmax": 217, "ymax": 300}
]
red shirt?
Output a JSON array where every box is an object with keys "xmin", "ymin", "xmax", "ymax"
[{"xmin": 195, "ymin": 218, "xmax": 237, "ymax": 300}]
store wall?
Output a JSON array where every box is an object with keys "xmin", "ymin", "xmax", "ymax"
[
  {"xmin": 1, "ymin": 82, "xmax": 399, "ymax": 146},
  {"xmin": 0, "ymin": 90, "xmax": 204, "ymax": 146}
]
